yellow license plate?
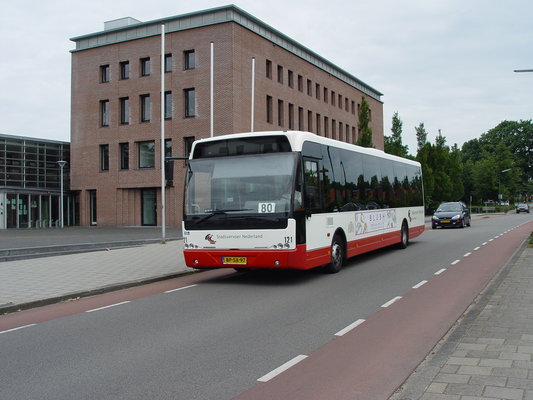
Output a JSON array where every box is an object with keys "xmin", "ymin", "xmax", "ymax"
[
  {"xmin": 222, "ymin": 256, "xmax": 247, "ymax": 265},
  {"xmin": 441, "ymin": 220, "xmax": 451, "ymax": 223}
]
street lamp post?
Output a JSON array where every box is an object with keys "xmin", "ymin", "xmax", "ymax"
[
  {"xmin": 498, "ymin": 168, "xmax": 511, "ymax": 204},
  {"xmin": 57, "ymin": 160, "xmax": 67, "ymax": 228}
]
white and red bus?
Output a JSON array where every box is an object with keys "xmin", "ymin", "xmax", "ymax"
[{"xmin": 182, "ymin": 131, "xmax": 424, "ymax": 273}]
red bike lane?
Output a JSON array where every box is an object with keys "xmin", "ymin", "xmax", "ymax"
[{"xmin": 236, "ymin": 221, "xmax": 533, "ymax": 400}]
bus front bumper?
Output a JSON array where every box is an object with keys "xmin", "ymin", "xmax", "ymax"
[{"xmin": 183, "ymin": 245, "xmax": 310, "ymax": 270}]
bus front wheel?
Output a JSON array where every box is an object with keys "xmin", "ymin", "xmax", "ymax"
[
  {"xmin": 398, "ymin": 222, "xmax": 409, "ymax": 249},
  {"xmin": 324, "ymin": 234, "xmax": 345, "ymax": 273}
]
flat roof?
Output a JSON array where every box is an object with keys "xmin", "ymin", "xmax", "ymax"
[
  {"xmin": 0, "ymin": 133, "xmax": 70, "ymax": 146},
  {"xmin": 70, "ymin": 4, "xmax": 383, "ymax": 101}
]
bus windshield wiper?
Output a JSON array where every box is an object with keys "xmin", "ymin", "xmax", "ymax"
[{"xmin": 194, "ymin": 209, "xmax": 252, "ymax": 224}]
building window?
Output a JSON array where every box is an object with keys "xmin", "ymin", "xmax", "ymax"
[
  {"xmin": 324, "ymin": 116, "xmax": 329, "ymax": 136},
  {"xmin": 120, "ymin": 142, "xmax": 129, "ymax": 170},
  {"xmin": 140, "ymin": 94, "xmax": 151, "ymax": 122},
  {"xmin": 338, "ymin": 94, "xmax": 342, "ymax": 109},
  {"xmin": 298, "ymin": 107, "xmax": 304, "ymax": 131},
  {"xmin": 277, "ymin": 65, "xmax": 283, "ymax": 84},
  {"xmin": 164, "ymin": 91, "xmax": 172, "ymax": 119},
  {"xmin": 120, "ymin": 61, "xmax": 130, "ymax": 80},
  {"xmin": 278, "ymin": 99, "xmax": 284, "ymax": 127},
  {"xmin": 316, "ymin": 114, "xmax": 321, "ymax": 135},
  {"xmin": 100, "ymin": 65, "xmax": 110, "ymax": 83},
  {"xmin": 324, "ymin": 87, "xmax": 328, "ymax": 103},
  {"xmin": 120, "ymin": 97, "xmax": 129, "ymax": 125},
  {"xmin": 266, "ymin": 95, "xmax": 273, "ymax": 124},
  {"xmin": 184, "ymin": 50, "xmax": 195, "ymax": 70},
  {"xmin": 316, "ymin": 83, "xmax": 320, "ymax": 100},
  {"xmin": 266, "ymin": 59, "xmax": 272, "ymax": 79},
  {"xmin": 165, "ymin": 139, "xmax": 172, "ymax": 158},
  {"xmin": 351, "ymin": 100, "xmax": 356, "ymax": 115},
  {"xmin": 184, "ymin": 136, "xmax": 195, "ymax": 158},
  {"xmin": 297, "ymin": 75, "xmax": 303, "ymax": 92},
  {"xmin": 138, "ymin": 141, "xmax": 155, "ymax": 169},
  {"xmin": 140, "ymin": 57, "xmax": 151, "ymax": 76},
  {"xmin": 307, "ymin": 79, "xmax": 312, "ymax": 96},
  {"xmin": 100, "ymin": 144, "xmax": 109, "ymax": 171},
  {"xmin": 100, "ymin": 100, "xmax": 109, "ymax": 127},
  {"xmin": 288, "ymin": 103, "xmax": 294, "ymax": 130},
  {"xmin": 288, "ymin": 70, "xmax": 294, "ymax": 88},
  {"xmin": 331, "ymin": 91, "xmax": 336, "ymax": 106},
  {"xmin": 308, "ymin": 111, "xmax": 313, "ymax": 132},
  {"xmin": 165, "ymin": 54, "xmax": 172, "ymax": 72},
  {"xmin": 184, "ymin": 88, "xmax": 195, "ymax": 117}
]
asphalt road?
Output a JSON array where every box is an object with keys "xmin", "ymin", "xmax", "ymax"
[{"xmin": 1, "ymin": 213, "xmax": 532, "ymax": 400}]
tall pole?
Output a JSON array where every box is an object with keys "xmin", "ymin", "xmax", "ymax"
[
  {"xmin": 57, "ymin": 160, "xmax": 67, "ymax": 228},
  {"xmin": 160, "ymin": 24, "xmax": 166, "ymax": 243},
  {"xmin": 250, "ymin": 57, "xmax": 255, "ymax": 132},
  {"xmin": 210, "ymin": 41, "xmax": 214, "ymax": 137}
]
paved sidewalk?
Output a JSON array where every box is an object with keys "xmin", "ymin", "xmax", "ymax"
[
  {"xmin": 391, "ymin": 245, "xmax": 533, "ymax": 400},
  {"xmin": 0, "ymin": 239, "xmax": 190, "ymax": 313}
]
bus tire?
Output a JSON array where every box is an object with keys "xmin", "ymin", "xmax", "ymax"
[
  {"xmin": 398, "ymin": 222, "xmax": 409, "ymax": 249},
  {"xmin": 324, "ymin": 234, "xmax": 345, "ymax": 273}
]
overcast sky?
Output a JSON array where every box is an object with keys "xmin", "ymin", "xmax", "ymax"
[{"xmin": 1, "ymin": 0, "xmax": 531, "ymax": 154}]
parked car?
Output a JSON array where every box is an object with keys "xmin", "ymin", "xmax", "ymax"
[
  {"xmin": 516, "ymin": 203, "xmax": 530, "ymax": 213},
  {"xmin": 432, "ymin": 202, "xmax": 471, "ymax": 229}
]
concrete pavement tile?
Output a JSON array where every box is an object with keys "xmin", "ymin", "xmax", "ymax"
[
  {"xmin": 457, "ymin": 343, "xmax": 487, "ymax": 351},
  {"xmin": 483, "ymin": 386, "xmax": 523, "ymax": 400},
  {"xmin": 477, "ymin": 338, "xmax": 505, "ymax": 345},
  {"xmin": 478, "ymin": 358, "xmax": 513, "ymax": 368},
  {"xmin": 445, "ymin": 383, "xmax": 483, "ymax": 396},
  {"xmin": 434, "ymin": 373, "xmax": 470, "ymax": 384},
  {"xmin": 491, "ymin": 367, "xmax": 529, "ymax": 379},
  {"xmin": 426, "ymin": 382, "xmax": 447, "ymax": 393},
  {"xmin": 446, "ymin": 357, "xmax": 480, "ymax": 366},
  {"xmin": 518, "ymin": 345, "xmax": 533, "ymax": 354},
  {"xmin": 468, "ymin": 375, "xmax": 507, "ymax": 387},
  {"xmin": 507, "ymin": 377, "xmax": 533, "ymax": 390},
  {"xmin": 420, "ymin": 393, "xmax": 460, "ymax": 400},
  {"xmin": 456, "ymin": 365, "xmax": 493, "ymax": 375},
  {"xmin": 439, "ymin": 365, "xmax": 459, "ymax": 374}
]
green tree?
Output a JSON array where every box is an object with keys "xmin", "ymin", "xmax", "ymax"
[
  {"xmin": 462, "ymin": 120, "xmax": 532, "ymax": 203},
  {"xmin": 415, "ymin": 122, "xmax": 428, "ymax": 153},
  {"xmin": 356, "ymin": 96, "xmax": 373, "ymax": 148},
  {"xmin": 384, "ymin": 112, "xmax": 409, "ymax": 157}
]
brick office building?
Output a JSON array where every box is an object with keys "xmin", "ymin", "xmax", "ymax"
[{"xmin": 70, "ymin": 5, "xmax": 384, "ymax": 227}]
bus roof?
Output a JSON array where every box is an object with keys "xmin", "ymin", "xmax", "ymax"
[{"xmin": 190, "ymin": 131, "xmax": 420, "ymax": 167}]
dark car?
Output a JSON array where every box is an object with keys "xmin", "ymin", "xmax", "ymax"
[
  {"xmin": 432, "ymin": 202, "xmax": 471, "ymax": 229},
  {"xmin": 516, "ymin": 203, "xmax": 530, "ymax": 213}
]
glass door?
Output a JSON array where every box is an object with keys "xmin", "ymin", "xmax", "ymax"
[
  {"xmin": 89, "ymin": 190, "xmax": 97, "ymax": 226},
  {"xmin": 141, "ymin": 189, "xmax": 157, "ymax": 226}
]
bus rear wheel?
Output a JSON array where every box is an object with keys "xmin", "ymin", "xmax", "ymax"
[{"xmin": 324, "ymin": 234, "xmax": 345, "ymax": 273}]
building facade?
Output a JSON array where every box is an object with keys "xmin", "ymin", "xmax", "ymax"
[
  {"xmin": 70, "ymin": 5, "xmax": 384, "ymax": 227},
  {"xmin": 0, "ymin": 134, "xmax": 74, "ymax": 229}
]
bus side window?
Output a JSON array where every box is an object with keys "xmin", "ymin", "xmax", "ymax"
[{"xmin": 304, "ymin": 160, "xmax": 320, "ymax": 209}]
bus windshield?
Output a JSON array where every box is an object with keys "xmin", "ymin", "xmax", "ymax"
[{"xmin": 184, "ymin": 152, "xmax": 300, "ymax": 230}]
